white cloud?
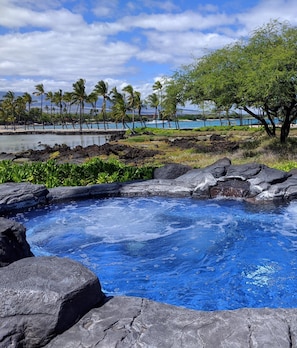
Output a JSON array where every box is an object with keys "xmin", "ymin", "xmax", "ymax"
[
  {"xmin": 120, "ymin": 11, "xmax": 236, "ymax": 32},
  {"xmin": 137, "ymin": 30, "xmax": 236, "ymax": 66},
  {"xmin": 0, "ymin": 0, "xmax": 84, "ymax": 30},
  {"xmin": 236, "ymin": 0, "xmax": 297, "ymax": 34},
  {"xmin": 92, "ymin": 0, "xmax": 119, "ymax": 18},
  {"xmin": 0, "ymin": 0, "xmax": 296, "ymax": 96}
]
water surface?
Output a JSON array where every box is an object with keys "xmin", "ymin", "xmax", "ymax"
[
  {"xmin": 0, "ymin": 133, "xmax": 108, "ymax": 153},
  {"xmin": 13, "ymin": 197, "xmax": 297, "ymax": 311}
]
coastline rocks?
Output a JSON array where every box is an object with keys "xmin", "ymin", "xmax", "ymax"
[
  {"xmin": 0, "ymin": 217, "xmax": 33, "ymax": 267},
  {"xmin": 0, "ymin": 182, "xmax": 48, "ymax": 213},
  {"xmin": 154, "ymin": 162, "xmax": 192, "ymax": 179},
  {"xmin": 0, "ymin": 256, "xmax": 106, "ymax": 348}
]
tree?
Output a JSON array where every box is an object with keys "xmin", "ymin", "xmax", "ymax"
[
  {"xmin": 153, "ymin": 80, "xmax": 163, "ymax": 119},
  {"xmin": 22, "ymin": 92, "xmax": 33, "ymax": 128},
  {"xmin": 15, "ymin": 96, "xmax": 26, "ymax": 125},
  {"xmin": 134, "ymin": 91, "xmax": 146, "ymax": 126},
  {"xmin": 45, "ymin": 91, "xmax": 55, "ymax": 126},
  {"xmin": 63, "ymin": 91, "xmax": 75, "ymax": 128},
  {"xmin": 72, "ymin": 78, "xmax": 87, "ymax": 132},
  {"xmin": 2, "ymin": 91, "xmax": 16, "ymax": 128},
  {"xmin": 33, "ymin": 83, "xmax": 45, "ymax": 126},
  {"xmin": 53, "ymin": 89, "xmax": 64, "ymax": 127},
  {"xmin": 163, "ymin": 79, "xmax": 185, "ymax": 129},
  {"xmin": 86, "ymin": 92, "xmax": 99, "ymax": 128},
  {"xmin": 176, "ymin": 20, "xmax": 297, "ymax": 143},
  {"xmin": 146, "ymin": 93, "xmax": 159, "ymax": 125},
  {"xmin": 122, "ymin": 84, "xmax": 136, "ymax": 129},
  {"xmin": 94, "ymin": 80, "xmax": 110, "ymax": 129},
  {"xmin": 110, "ymin": 87, "xmax": 129, "ymax": 128}
]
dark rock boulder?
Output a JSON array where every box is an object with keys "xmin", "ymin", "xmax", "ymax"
[
  {"xmin": 0, "ymin": 217, "xmax": 33, "ymax": 267},
  {"xmin": 249, "ymin": 165, "xmax": 289, "ymax": 185},
  {"xmin": 0, "ymin": 182, "xmax": 48, "ymax": 213},
  {"xmin": 210, "ymin": 179, "xmax": 251, "ymax": 198},
  {"xmin": 0, "ymin": 256, "xmax": 106, "ymax": 348},
  {"xmin": 154, "ymin": 163, "xmax": 192, "ymax": 179},
  {"xmin": 175, "ymin": 158, "xmax": 231, "ymax": 186},
  {"xmin": 202, "ymin": 157, "xmax": 231, "ymax": 178},
  {"xmin": 47, "ymin": 183, "xmax": 121, "ymax": 203},
  {"xmin": 225, "ymin": 162, "xmax": 262, "ymax": 180},
  {"xmin": 247, "ymin": 165, "xmax": 290, "ymax": 199}
]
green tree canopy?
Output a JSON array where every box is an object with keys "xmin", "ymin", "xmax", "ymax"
[{"xmin": 175, "ymin": 20, "xmax": 297, "ymax": 142}]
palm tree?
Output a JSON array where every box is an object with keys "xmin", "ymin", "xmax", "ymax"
[
  {"xmin": 45, "ymin": 91, "xmax": 55, "ymax": 127},
  {"xmin": 94, "ymin": 80, "xmax": 110, "ymax": 130},
  {"xmin": 110, "ymin": 87, "xmax": 128, "ymax": 129},
  {"xmin": 146, "ymin": 92, "xmax": 159, "ymax": 126},
  {"xmin": 87, "ymin": 92, "xmax": 99, "ymax": 129},
  {"xmin": 122, "ymin": 84, "xmax": 136, "ymax": 129},
  {"xmin": 33, "ymin": 83, "xmax": 45, "ymax": 127},
  {"xmin": 153, "ymin": 80, "xmax": 163, "ymax": 121},
  {"xmin": 53, "ymin": 89, "xmax": 64, "ymax": 128},
  {"xmin": 15, "ymin": 96, "xmax": 26, "ymax": 126},
  {"xmin": 22, "ymin": 92, "xmax": 33, "ymax": 129},
  {"xmin": 72, "ymin": 78, "xmax": 87, "ymax": 132},
  {"xmin": 3, "ymin": 91, "xmax": 16, "ymax": 129},
  {"xmin": 63, "ymin": 92, "xmax": 75, "ymax": 128},
  {"xmin": 0, "ymin": 103, "xmax": 6, "ymax": 126},
  {"xmin": 134, "ymin": 91, "xmax": 146, "ymax": 127}
]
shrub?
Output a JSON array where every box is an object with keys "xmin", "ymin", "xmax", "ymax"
[{"xmin": 0, "ymin": 158, "xmax": 155, "ymax": 188}]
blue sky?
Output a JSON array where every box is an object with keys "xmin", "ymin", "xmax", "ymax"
[{"xmin": 0, "ymin": 0, "xmax": 297, "ymax": 97}]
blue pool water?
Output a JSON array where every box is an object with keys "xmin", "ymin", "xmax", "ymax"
[{"xmin": 13, "ymin": 197, "xmax": 297, "ymax": 311}]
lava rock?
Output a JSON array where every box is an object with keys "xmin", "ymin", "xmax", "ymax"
[
  {"xmin": 45, "ymin": 296, "xmax": 297, "ymax": 348},
  {"xmin": 0, "ymin": 217, "xmax": 33, "ymax": 267},
  {"xmin": 0, "ymin": 256, "xmax": 106, "ymax": 348},
  {"xmin": 154, "ymin": 163, "xmax": 192, "ymax": 179},
  {"xmin": 0, "ymin": 182, "xmax": 48, "ymax": 213}
]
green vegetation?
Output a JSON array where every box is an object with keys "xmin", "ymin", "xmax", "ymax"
[
  {"xmin": 172, "ymin": 20, "xmax": 297, "ymax": 143},
  {"xmin": 0, "ymin": 158, "xmax": 155, "ymax": 188},
  {"xmin": 117, "ymin": 126, "xmax": 297, "ymax": 171}
]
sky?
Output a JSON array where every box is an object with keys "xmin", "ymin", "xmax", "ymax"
[{"xmin": 1, "ymin": 0, "xmax": 297, "ymax": 98}]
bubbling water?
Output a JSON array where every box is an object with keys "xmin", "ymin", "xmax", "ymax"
[{"xmin": 13, "ymin": 197, "xmax": 297, "ymax": 311}]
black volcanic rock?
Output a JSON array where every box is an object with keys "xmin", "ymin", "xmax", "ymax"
[
  {"xmin": 0, "ymin": 217, "xmax": 33, "ymax": 267},
  {"xmin": 0, "ymin": 256, "xmax": 106, "ymax": 347}
]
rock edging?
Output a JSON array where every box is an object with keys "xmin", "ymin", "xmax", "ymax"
[{"xmin": 47, "ymin": 158, "xmax": 297, "ymax": 205}]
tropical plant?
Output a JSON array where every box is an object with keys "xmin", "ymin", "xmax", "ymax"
[
  {"xmin": 72, "ymin": 78, "xmax": 87, "ymax": 132},
  {"xmin": 86, "ymin": 91, "xmax": 99, "ymax": 128},
  {"xmin": 53, "ymin": 89, "xmax": 64, "ymax": 127},
  {"xmin": 122, "ymin": 84, "xmax": 137, "ymax": 129},
  {"xmin": 2, "ymin": 91, "xmax": 16, "ymax": 128},
  {"xmin": 94, "ymin": 80, "xmax": 110, "ymax": 129},
  {"xmin": 153, "ymin": 80, "xmax": 163, "ymax": 119},
  {"xmin": 162, "ymin": 79, "xmax": 184, "ymax": 129},
  {"xmin": 110, "ymin": 87, "xmax": 129, "ymax": 128},
  {"xmin": 0, "ymin": 158, "xmax": 155, "ymax": 188},
  {"xmin": 134, "ymin": 91, "xmax": 146, "ymax": 126},
  {"xmin": 22, "ymin": 92, "xmax": 34, "ymax": 128},
  {"xmin": 146, "ymin": 92, "xmax": 159, "ymax": 124},
  {"xmin": 45, "ymin": 91, "xmax": 55, "ymax": 126},
  {"xmin": 33, "ymin": 83, "xmax": 45, "ymax": 127}
]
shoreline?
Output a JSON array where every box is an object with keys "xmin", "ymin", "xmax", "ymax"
[{"xmin": 0, "ymin": 126, "xmax": 126, "ymax": 136}]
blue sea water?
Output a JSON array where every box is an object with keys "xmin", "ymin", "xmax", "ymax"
[{"xmin": 13, "ymin": 197, "xmax": 297, "ymax": 311}]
